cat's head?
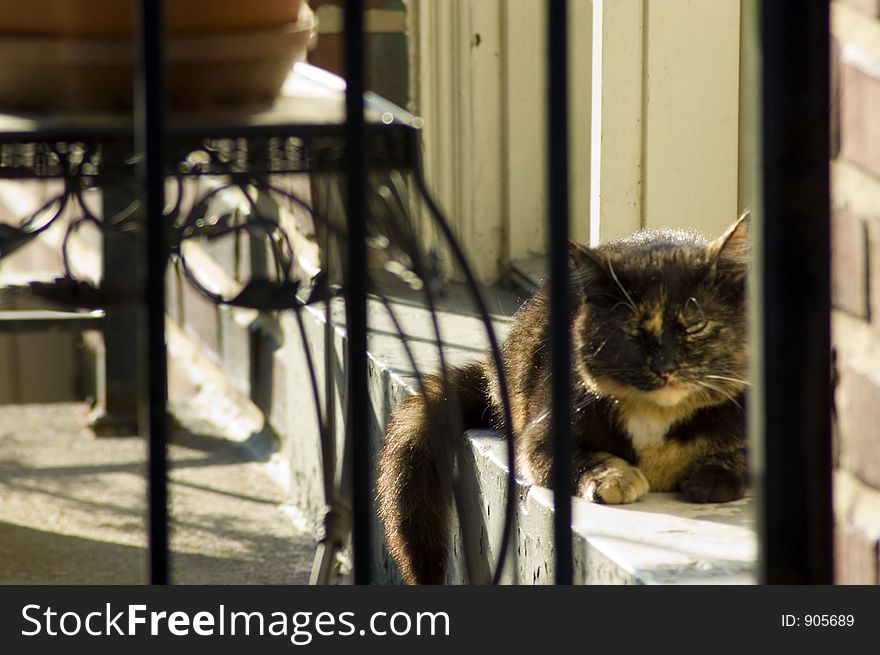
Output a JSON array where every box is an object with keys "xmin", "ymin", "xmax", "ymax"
[{"xmin": 570, "ymin": 213, "xmax": 749, "ymax": 409}]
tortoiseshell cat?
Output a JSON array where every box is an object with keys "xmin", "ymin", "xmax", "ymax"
[{"xmin": 377, "ymin": 214, "xmax": 750, "ymax": 585}]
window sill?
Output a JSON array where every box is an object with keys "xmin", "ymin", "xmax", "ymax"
[{"xmin": 454, "ymin": 430, "xmax": 757, "ymax": 585}]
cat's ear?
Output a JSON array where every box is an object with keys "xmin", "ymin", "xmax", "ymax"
[
  {"xmin": 568, "ymin": 240, "xmax": 593, "ymax": 269},
  {"xmin": 569, "ymin": 240, "xmax": 604, "ymax": 272},
  {"xmin": 569, "ymin": 240, "xmax": 614, "ymax": 287},
  {"xmin": 709, "ymin": 211, "xmax": 750, "ymax": 265}
]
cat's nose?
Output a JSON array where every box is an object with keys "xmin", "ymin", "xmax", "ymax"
[{"xmin": 650, "ymin": 353, "xmax": 677, "ymax": 376}]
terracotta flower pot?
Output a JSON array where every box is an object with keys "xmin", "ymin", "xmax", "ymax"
[
  {"xmin": 0, "ymin": 0, "xmax": 314, "ymax": 113},
  {"xmin": 0, "ymin": 0, "xmax": 304, "ymax": 37}
]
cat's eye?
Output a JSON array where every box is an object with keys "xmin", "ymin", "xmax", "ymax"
[
  {"xmin": 681, "ymin": 297, "xmax": 708, "ymax": 334},
  {"xmin": 621, "ymin": 324, "xmax": 641, "ymax": 337}
]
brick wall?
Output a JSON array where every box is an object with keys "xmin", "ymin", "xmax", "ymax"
[{"xmin": 831, "ymin": 0, "xmax": 880, "ymax": 584}]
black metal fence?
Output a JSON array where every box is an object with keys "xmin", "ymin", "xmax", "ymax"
[
  {"xmin": 0, "ymin": 0, "xmax": 833, "ymax": 585},
  {"xmin": 755, "ymin": 0, "xmax": 832, "ymax": 584}
]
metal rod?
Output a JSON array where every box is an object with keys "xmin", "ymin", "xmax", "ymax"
[
  {"xmin": 548, "ymin": 0, "xmax": 573, "ymax": 585},
  {"xmin": 412, "ymin": 172, "xmax": 517, "ymax": 584},
  {"xmin": 93, "ymin": 151, "xmax": 141, "ymax": 436},
  {"xmin": 756, "ymin": 0, "xmax": 832, "ymax": 584},
  {"xmin": 343, "ymin": 0, "xmax": 371, "ymax": 584},
  {"xmin": 137, "ymin": 0, "xmax": 170, "ymax": 585},
  {"xmin": 0, "ymin": 310, "xmax": 104, "ymax": 333}
]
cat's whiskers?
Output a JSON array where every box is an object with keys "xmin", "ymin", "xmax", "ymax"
[
  {"xmin": 590, "ymin": 327, "xmax": 623, "ymax": 356},
  {"xmin": 609, "ymin": 301, "xmax": 637, "ymax": 316},
  {"xmin": 606, "ymin": 258, "xmax": 638, "ymax": 313},
  {"xmin": 693, "ymin": 379, "xmax": 743, "ymax": 410},
  {"xmin": 704, "ymin": 373, "xmax": 748, "ymax": 387},
  {"xmin": 592, "ymin": 339, "xmax": 611, "ymax": 356}
]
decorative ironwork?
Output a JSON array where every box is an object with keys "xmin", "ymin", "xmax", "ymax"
[{"xmin": 0, "ymin": 70, "xmax": 518, "ymax": 586}]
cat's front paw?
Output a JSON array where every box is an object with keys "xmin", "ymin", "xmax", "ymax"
[
  {"xmin": 679, "ymin": 463, "xmax": 746, "ymax": 503},
  {"xmin": 579, "ymin": 462, "xmax": 649, "ymax": 504}
]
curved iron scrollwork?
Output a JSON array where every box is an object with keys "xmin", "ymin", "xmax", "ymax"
[{"xmin": 0, "ymin": 120, "xmax": 517, "ymax": 586}]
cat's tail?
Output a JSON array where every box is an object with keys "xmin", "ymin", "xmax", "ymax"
[{"xmin": 377, "ymin": 361, "xmax": 490, "ymax": 585}]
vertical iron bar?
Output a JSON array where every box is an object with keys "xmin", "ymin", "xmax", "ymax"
[
  {"xmin": 137, "ymin": 0, "xmax": 169, "ymax": 585},
  {"xmin": 756, "ymin": 0, "xmax": 832, "ymax": 583},
  {"xmin": 92, "ymin": 167, "xmax": 140, "ymax": 436},
  {"xmin": 548, "ymin": 0, "xmax": 573, "ymax": 585},
  {"xmin": 344, "ymin": 0, "xmax": 371, "ymax": 584}
]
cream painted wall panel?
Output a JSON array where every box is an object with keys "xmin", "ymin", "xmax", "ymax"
[
  {"xmin": 590, "ymin": 0, "xmax": 644, "ymax": 245},
  {"xmin": 410, "ymin": 0, "xmax": 505, "ymax": 283},
  {"xmin": 502, "ymin": 0, "xmax": 592, "ymax": 261},
  {"xmin": 569, "ymin": 0, "xmax": 592, "ymax": 248},
  {"xmin": 412, "ymin": 0, "xmax": 590, "ymax": 281},
  {"xmin": 457, "ymin": 0, "xmax": 505, "ymax": 281},
  {"xmin": 643, "ymin": 0, "xmax": 741, "ymax": 237},
  {"xmin": 413, "ymin": 0, "xmax": 740, "ymax": 278},
  {"xmin": 408, "ymin": 0, "xmax": 453, "ymax": 259},
  {"xmin": 502, "ymin": 0, "xmax": 591, "ymax": 261},
  {"xmin": 504, "ymin": 1, "xmax": 547, "ymax": 262}
]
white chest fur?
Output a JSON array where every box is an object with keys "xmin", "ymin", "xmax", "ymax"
[
  {"xmin": 624, "ymin": 413, "xmax": 674, "ymax": 451},
  {"xmin": 617, "ymin": 388, "xmax": 695, "ymax": 451}
]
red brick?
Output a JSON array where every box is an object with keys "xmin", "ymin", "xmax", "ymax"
[
  {"xmin": 832, "ymin": 370, "xmax": 842, "ymax": 469},
  {"xmin": 836, "ymin": 366, "xmax": 880, "ymax": 488},
  {"xmin": 832, "ymin": 208, "xmax": 869, "ymax": 318},
  {"xmin": 841, "ymin": 61, "xmax": 880, "ymax": 179},
  {"xmin": 835, "ymin": 524, "xmax": 878, "ymax": 584},
  {"xmin": 869, "ymin": 217, "xmax": 880, "ymax": 331},
  {"xmin": 838, "ymin": 0, "xmax": 880, "ymax": 17}
]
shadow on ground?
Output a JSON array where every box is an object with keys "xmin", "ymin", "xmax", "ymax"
[{"xmin": 0, "ymin": 403, "xmax": 315, "ymax": 584}]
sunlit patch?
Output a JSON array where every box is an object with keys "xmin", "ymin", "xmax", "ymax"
[{"xmin": 580, "ymin": 456, "xmax": 650, "ymax": 504}]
